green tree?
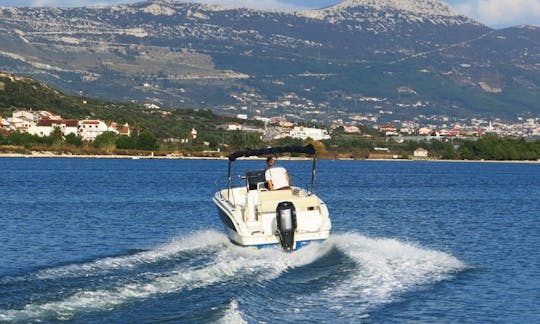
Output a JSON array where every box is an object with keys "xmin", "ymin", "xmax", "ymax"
[
  {"xmin": 136, "ymin": 131, "xmax": 159, "ymax": 151},
  {"xmin": 93, "ymin": 132, "xmax": 118, "ymax": 151},
  {"xmin": 441, "ymin": 143, "xmax": 458, "ymax": 160},
  {"xmin": 6, "ymin": 131, "xmax": 38, "ymax": 148},
  {"xmin": 272, "ymin": 136, "xmax": 304, "ymax": 147},
  {"xmin": 116, "ymin": 135, "xmax": 137, "ymax": 149},
  {"xmin": 459, "ymin": 144, "xmax": 474, "ymax": 160},
  {"xmin": 65, "ymin": 133, "xmax": 83, "ymax": 147},
  {"xmin": 229, "ymin": 131, "xmax": 264, "ymax": 150}
]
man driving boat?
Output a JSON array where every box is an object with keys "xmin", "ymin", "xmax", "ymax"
[{"xmin": 265, "ymin": 157, "xmax": 291, "ymax": 190}]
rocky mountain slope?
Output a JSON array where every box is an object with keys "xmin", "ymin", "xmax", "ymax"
[{"xmin": 0, "ymin": 0, "xmax": 538, "ymax": 123}]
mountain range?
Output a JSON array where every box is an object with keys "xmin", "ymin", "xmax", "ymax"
[{"xmin": 0, "ymin": 0, "xmax": 539, "ymax": 124}]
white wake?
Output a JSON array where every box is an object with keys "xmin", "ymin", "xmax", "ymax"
[
  {"xmin": 303, "ymin": 232, "xmax": 466, "ymax": 314},
  {"xmin": 0, "ymin": 231, "xmax": 466, "ymax": 322},
  {"xmin": 33, "ymin": 230, "xmax": 231, "ymax": 280},
  {"xmin": 0, "ymin": 230, "xmax": 329, "ymax": 322}
]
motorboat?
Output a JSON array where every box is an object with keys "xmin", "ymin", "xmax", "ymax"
[{"xmin": 213, "ymin": 144, "xmax": 331, "ymax": 252}]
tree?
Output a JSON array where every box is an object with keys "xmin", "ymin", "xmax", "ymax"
[
  {"xmin": 229, "ymin": 131, "xmax": 264, "ymax": 150},
  {"xmin": 136, "ymin": 130, "xmax": 159, "ymax": 151},
  {"xmin": 441, "ymin": 143, "xmax": 458, "ymax": 160},
  {"xmin": 93, "ymin": 132, "xmax": 117, "ymax": 151},
  {"xmin": 116, "ymin": 135, "xmax": 137, "ymax": 149},
  {"xmin": 6, "ymin": 131, "xmax": 38, "ymax": 148},
  {"xmin": 273, "ymin": 136, "xmax": 304, "ymax": 147},
  {"xmin": 65, "ymin": 133, "xmax": 83, "ymax": 147}
]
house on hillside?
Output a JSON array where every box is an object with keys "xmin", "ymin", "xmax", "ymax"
[
  {"xmin": 413, "ymin": 147, "xmax": 429, "ymax": 159},
  {"xmin": 289, "ymin": 126, "xmax": 331, "ymax": 141},
  {"xmin": 216, "ymin": 122, "xmax": 242, "ymax": 131},
  {"xmin": 379, "ymin": 124, "xmax": 398, "ymax": 136},
  {"xmin": 119, "ymin": 123, "xmax": 131, "ymax": 136},
  {"xmin": 3, "ymin": 110, "xmax": 128, "ymax": 141},
  {"xmin": 7, "ymin": 110, "xmax": 35, "ymax": 132},
  {"xmin": 78, "ymin": 119, "xmax": 113, "ymax": 141},
  {"xmin": 343, "ymin": 125, "xmax": 361, "ymax": 133},
  {"xmin": 418, "ymin": 127, "xmax": 433, "ymax": 136},
  {"xmin": 37, "ymin": 110, "xmax": 62, "ymax": 121},
  {"xmin": 28, "ymin": 119, "xmax": 79, "ymax": 137}
]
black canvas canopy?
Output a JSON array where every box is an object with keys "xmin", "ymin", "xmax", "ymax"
[
  {"xmin": 228, "ymin": 144, "xmax": 316, "ymax": 162},
  {"xmin": 226, "ymin": 144, "xmax": 318, "ymax": 196}
]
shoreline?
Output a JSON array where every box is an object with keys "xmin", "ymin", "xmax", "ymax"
[
  {"xmin": 0, "ymin": 152, "xmax": 538, "ymax": 163},
  {"xmin": 0, "ymin": 152, "xmax": 227, "ymax": 160}
]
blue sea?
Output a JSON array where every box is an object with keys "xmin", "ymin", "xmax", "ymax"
[{"xmin": 0, "ymin": 158, "xmax": 539, "ymax": 323}]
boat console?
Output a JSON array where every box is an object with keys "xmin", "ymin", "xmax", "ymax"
[{"xmin": 246, "ymin": 170, "xmax": 267, "ymax": 191}]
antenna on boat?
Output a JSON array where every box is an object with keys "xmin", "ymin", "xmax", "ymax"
[
  {"xmin": 227, "ymin": 160, "xmax": 232, "ymax": 200},
  {"xmin": 310, "ymin": 154, "xmax": 317, "ymax": 194}
]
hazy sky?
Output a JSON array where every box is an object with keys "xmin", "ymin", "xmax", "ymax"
[{"xmin": 0, "ymin": 0, "xmax": 539, "ymax": 29}]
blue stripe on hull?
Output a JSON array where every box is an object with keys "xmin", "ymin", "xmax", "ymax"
[{"xmin": 230, "ymin": 238, "xmax": 326, "ymax": 251}]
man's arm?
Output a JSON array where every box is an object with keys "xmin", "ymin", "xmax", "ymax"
[{"xmin": 265, "ymin": 169, "xmax": 274, "ymax": 190}]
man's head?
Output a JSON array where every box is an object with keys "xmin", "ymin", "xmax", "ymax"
[{"xmin": 266, "ymin": 156, "xmax": 275, "ymax": 167}]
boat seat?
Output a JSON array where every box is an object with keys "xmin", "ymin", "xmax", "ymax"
[
  {"xmin": 257, "ymin": 193, "xmax": 319, "ymax": 214},
  {"xmin": 290, "ymin": 196, "xmax": 320, "ymax": 210},
  {"xmin": 258, "ymin": 189, "xmax": 293, "ymax": 202}
]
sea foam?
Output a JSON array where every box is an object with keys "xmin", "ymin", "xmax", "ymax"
[{"xmin": 0, "ymin": 231, "xmax": 465, "ymax": 322}]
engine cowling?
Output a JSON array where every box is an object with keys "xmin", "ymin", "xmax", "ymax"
[{"xmin": 276, "ymin": 201, "xmax": 297, "ymax": 252}]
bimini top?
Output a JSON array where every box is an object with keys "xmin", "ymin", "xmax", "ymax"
[{"xmin": 228, "ymin": 144, "xmax": 316, "ymax": 162}]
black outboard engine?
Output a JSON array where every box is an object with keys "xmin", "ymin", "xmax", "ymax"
[{"xmin": 276, "ymin": 201, "xmax": 297, "ymax": 252}]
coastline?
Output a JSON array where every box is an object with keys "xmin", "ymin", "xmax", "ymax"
[
  {"xmin": 0, "ymin": 151, "xmax": 227, "ymax": 160},
  {"xmin": 1, "ymin": 152, "xmax": 538, "ymax": 163}
]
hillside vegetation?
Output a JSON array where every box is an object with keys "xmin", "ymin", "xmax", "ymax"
[{"xmin": 0, "ymin": 72, "xmax": 254, "ymax": 154}]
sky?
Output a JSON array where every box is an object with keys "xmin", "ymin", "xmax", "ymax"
[{"xmin": 0, "ymin": 0, "xmax": 539, "ymax": 29}]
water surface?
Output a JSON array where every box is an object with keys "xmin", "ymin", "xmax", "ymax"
[{"xmin": 0, "ymin": 158, "xmax": 538, "ymax": 322}]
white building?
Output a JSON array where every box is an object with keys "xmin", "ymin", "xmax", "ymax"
[
  {"xmin": 7, "ymin": 110, "xmax": 35, "ymax": 131},
  {"xmin": 413, "ymin": 148, "xmax": 429, "ymax": 159},
  {"xmin": 343, "ymin": 125, "xmax": 360, "ymax": 133},
  {"xmin": 37, "ymin": 110, "xmax": 62, "ymax": 121},
  {"xmin": 12, "ymin": 110, "xmax": 35, "ymax": 121},
  {"xmin": 28, "ymin": 119, "xmax": 79, "ymax": 137},
  {"xmin": 253, "ymin": 116, "xmax": 271, "ymax": 124},
  {"xmin": 78, "ymin": 120, "xmax": 115, "ymax": 141},
  {"xmin": 418, "ymin": 127, "xmax": 433, "ymax": 136},
  {"xmin": 289, "ymin": 126, "xmax": 331, "ymax": 141},
  {"xmin": 217, "ymin": 122, "xmax": 242, "ymax": 131}
]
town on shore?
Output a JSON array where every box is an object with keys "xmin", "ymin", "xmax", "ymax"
[{"xmin": 1, "ymin": 108, "xmax": 539, "ymax": 162}]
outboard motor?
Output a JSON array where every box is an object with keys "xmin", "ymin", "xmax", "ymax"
[{"xmin": 276, "ymin": 201, "xmax": 297, "ymax": 252}]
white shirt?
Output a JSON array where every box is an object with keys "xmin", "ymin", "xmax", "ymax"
[{"xmin": 265, "ymin": 166, "xmax": 289, "ymax": 190}]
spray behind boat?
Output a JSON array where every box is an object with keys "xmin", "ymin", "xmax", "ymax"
[{"xmin": 276, "ymin": 201, "xmax": 297, "ymax": 252}]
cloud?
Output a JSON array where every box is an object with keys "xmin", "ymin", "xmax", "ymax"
[{"xmin": 452, "ymin": 0, "xmax": 540, "ymax": 27}]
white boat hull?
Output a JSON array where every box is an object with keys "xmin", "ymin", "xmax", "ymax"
[{"xmin": 213, "ymin": 186, "xmax": 331, "ymax": 250}]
